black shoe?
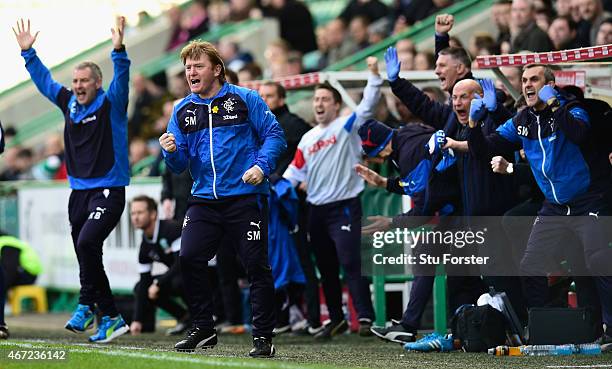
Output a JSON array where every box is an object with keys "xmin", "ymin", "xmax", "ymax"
[
  {"xmin": 370, "ymin": 324, "xmax": 417, "ymax": 344},
  {"xmin": 249, "ymin": 336, "xmax": 275, "ymax": 358},
  {"xmin": 174, "ymin": 327, "xmax": 217, "ymax": 352},
  {"xmin": 314, "ymin": 319, "xmax": 348, "ymax": 340},
  {"xmin": 272, "ymin": 324, "xmax": 291, "ymax": 336},
  {"xmin": 0, "ymin": 325, "xmax": 9, "ymax": 339},
  {"xmin": 358, "ymin": 318, "xmax": 373, "ymax": 337}
]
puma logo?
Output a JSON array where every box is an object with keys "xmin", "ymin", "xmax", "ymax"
[
  {"xmin": 187, "ymin": 108, "xmax": 197, "ymax": 115},
  {"xmin": 250, "ymin": 221, "xmax": 261, "ymax": 229},
  {"xmin": 340, "ymin": 224, "xmax": 351, "ymax": 232},
  {"xmin": 589, "ymin": 212, "xmax": 599, "ymax": 219}
]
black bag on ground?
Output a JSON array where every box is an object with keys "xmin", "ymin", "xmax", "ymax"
[
  {"xmin": 527, "ymin": 307, "xmax": 600, "ymax": 345},
  {"xmin": 451, "ymin": 304, "xmax": 508, "ymax": 352}
]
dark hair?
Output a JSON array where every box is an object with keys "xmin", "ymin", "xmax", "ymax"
[
  {"xmin": 225, "ymin": 69, "xmax": 239, "ymax": 84},
  {"xmin": 553, "ymin": 15, "xmax": 578, "ymax": 31},
  {"xmin": 4, "ymin": 126, "xmax": 17, "ymax": 137},
  {"xmin": 238, "ymin": 62, "xmax": 263, "ymax": 81},
  {"xmin": 315, "ymin": 82, "xmax": 342, "ymax": 104},
  {"xmin": 523, "ymin": 63, "xmax": 555, "ymax": 83},
  {"xmin": 438, "ymin": 47, "xmax": 472, "ymax": 68},
  {"xmin": 16, "ymin": 148, "xmax": 33, "ymax": 159},
  {"xmin": 422, "ymin": 86, "xmax": 448, "ymax": 103},
  {"xmin": 262, "ymin": 81, "xmax": 286, "ymax": 99},
  {"xmin": 131, "ymin": 195, "xmax": 158, "ymax": 213}
]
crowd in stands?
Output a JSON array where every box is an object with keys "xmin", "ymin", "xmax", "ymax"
[{"xmin": 2, "ymin": 0, "xmax": 610, "ymax": 184}]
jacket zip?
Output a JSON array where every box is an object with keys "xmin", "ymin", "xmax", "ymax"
[
  {"xmin": 207, "ymin": 103, "xmax": 218, "ymax": 199},
  {"xmin": 535, "ymin": 114, "xmax": 559, "ymax": 204}
]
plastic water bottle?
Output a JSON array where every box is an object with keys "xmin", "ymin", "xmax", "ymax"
[
  {"xmin": 576, "ymin": 343, "xmax": 601, "ymax": 355},
  {"xmin": 521, "ymin": 345, "xmax": 573, "ymax": 356}
]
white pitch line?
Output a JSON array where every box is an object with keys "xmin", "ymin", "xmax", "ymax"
[
  {"xmin": 546, "ymin": 365, "xmax": 612, "ymax": 368},
  {"xmin": 0, "ymin": 340, "xmax": 297, "ymax": 369}
]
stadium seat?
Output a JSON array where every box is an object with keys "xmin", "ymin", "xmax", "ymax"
[{"xmin": 8, "ymin": 285, "xmax": 48, "ymax": 315}]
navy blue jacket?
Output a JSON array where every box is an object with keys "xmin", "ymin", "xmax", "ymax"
[
  {"xmin": 163, "ymin": 83, "xmax": 286, "ymax": 200},
  {"xmin": 468, "ymin": 90, "xmax": 609, "ymax": 206},
  {"xmin": 0, "ymin": 120, "xmax": 4, "ymax": 155},
  {"xmin": 390, "ymin": 78, "xmax": 516, "ymax": 216},
  {"xmin": 22, "ymin": 47, "xmax": 130, "ymax": 189},
  {"xmin": 387, "ymin": 123, "xmax": 460, "ymax": 228}
]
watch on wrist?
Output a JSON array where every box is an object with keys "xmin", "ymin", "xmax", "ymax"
[{"xmin": 506, "ymin": 163, "xmax": 514, "ymax": 174}]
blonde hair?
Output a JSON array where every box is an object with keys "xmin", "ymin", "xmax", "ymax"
[{"xmin": 180, "ymin": 40, "xmax": 226, "ymax": 83}]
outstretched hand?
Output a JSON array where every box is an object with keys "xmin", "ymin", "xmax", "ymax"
[
  {"xmin": 366, "ymin": 56, "xmax": 380, "ymax": 76},
  {"xmin": 480, "ymin": 79, "xmax": 497, "ymax": 112},
  {"xmin": 12, "ymin": 18, "xmax": 39, "ymax": 51},
  {"xmin": 355, "ymin": 164, "xmax": 387, "ymax": 188},
  {"xmin": 111, "ymin": 16, "xmax": 126, "ymax": 49},
  {"xmin": 384, "ymin": 47, "xmax": 401, "ymax": 82}
]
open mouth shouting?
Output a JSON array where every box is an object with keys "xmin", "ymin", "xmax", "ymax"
[
  {"xmin": 524, "ymin": 87, "xmax": 537, "ymax": 105},
  {"xmin": 190, "ymin": 78, "xmax": 202, "ymax": 90}
]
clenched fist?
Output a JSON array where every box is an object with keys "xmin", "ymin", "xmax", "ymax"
[
  {"xmin": 159, "ymin": 132, "xmax": 176, "ymax": 153},
  {"xmin": 242, "ymin": 165, "xmax": 264, "ymax": 185}
]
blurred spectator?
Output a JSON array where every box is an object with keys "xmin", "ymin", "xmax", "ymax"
[
  {"xmin": 326, "ymin": 18, "xmax": 357, "ymax": 66},
  {"xmin": 264, "ymin": 39, "xmax": 291, "ymax": 78},
  {"xmin": 548, "ymin": 15, "xmax": 579, "ymax": 49},
  {"xmin": 208, "ymin": 0, "xmax": 231, "ymax": 31},
  {"xmin": 349, "ymin": 15, "xmax": 371, "ymax": 50},
  {"xmin": 14, "ymin": 148, "xmax": 34, "ymax": 180},
  {"xmin": 129, "ymin": 74, "xmax": 165, "ymax": 139},
  {"xmin": 422, "ymin": 85, "xmax": 448, "ymax": 103},
  {"xmin": 576, "ymin": 0, "xmax": 611, "ymax": 46},
  {"xmin": 130, "ymin": 138, "xmax": 152, "ymax": 177},
  {"xmin": 340, "ymin": 0, "xmax": 389, "ymax": 24},
  {"xmin": 414, "ymin": 50, "xmax": 435, "ymax": 70},
  {"xmin": 218, "ymin": 39, "xmax": 254, "ymax": 72},
  {"xmin": 261, "ymin": 0, "xmax": 317, "ymax": 54},
  {"xmin": 595, "ymin": 17, "xmax": 612, "ymax": 44},
  {"xmin": 510, "ymin": 0, "xmax": 554, "ymax": 52},
  {"xmin": 492, "ymin": 0, "xmax": 513, "ymax": 48},
  {"xmin": 32, "ymin": 133, "xmax": 66, "ymax": 180},
  {"xmin": 449, "ymin": 36, "xmax": 465, "ymax": 49},
  {"xmin": 238, "ymin": 62, "xmax": 263, "ymax": 82},
  {"xmin": 396, "ymin": 39, "xmax": 416, "ymax": 71},
  {"xmin": 394, "ymin": 0, "xmax": 453, "ymax": 26},
  {"xmin": 495, "ymin": 66, "xmax": 523, "ymax": 107},
  {"xmin": 168, "ymin": 71, "xmax": 190, "ymax": 100},
  {"xmin": 286, "ymin": 51, "xmax": 304, "ymax": 76},
  {"xmin": 225, "ymin": 69, "xmax": 239, "ymax": 85},
  {"xmin": 0, "ymin": 146, "xmax": 21, "ymax": 181},
  {"xmin": 535, "ymin": 7, "xmax": 553, "ymax": 30},
  {"xmin": 368, "ymin": 21, "xmax": 388, "ymax": 45},
  {"xmin": 305, "ymin": 25, "xmax": 330, "ymax": 71},
  {"xmin": 2, "ymin": 127, "xmax": 16, "ymax": 145},
  {"xmin": 469, "ymin": 33, "xmax": 500, "ymax": 57},
  {"xmin": 166, "ymin": 1, "xmax": 208, "ymax": 51},
  {"xmin": 229, "ymin": 0, "xmax": 256, "ymax": 21}
]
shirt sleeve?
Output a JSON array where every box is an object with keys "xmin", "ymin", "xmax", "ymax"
[
  {"xmin": 283, "ymin": 147, "xmax": 308, "ymax": 186},
  {"xmin": 106, "ymin": 47, "xmax": 131, "ymax": 113},
  {"xmin": 162, "ymin": 106, "xmax": 189, "ymax": 174},
  {"xmin": 21, "ymin": 48, "xmax": 65, "ymax": 108},
  {"xmin": 344, "ymin": 73, "xmax": 383, "ymax": 132}
]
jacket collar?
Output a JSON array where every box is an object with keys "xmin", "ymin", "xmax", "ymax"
[{"xmin": 189, "ymin": 82, "xmax": 229, "ymax": 104}]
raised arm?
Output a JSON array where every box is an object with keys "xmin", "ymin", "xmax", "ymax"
[
  {"xmin": 434, "ymin": 14, "xmax": 453, "ymax": 60},
  {"xmin": 14, "ymin": 19, "xmax": 65, "ymax": 106},
  {"xmin": 107, "ymin": 16, "xmax": 130, "ymax": 109},
  {"xmin": 345, "ymin": 57, "xmax": 383, "ymax": 132},
  {"xmin": 385, "ymin": 47, "xmax": 453, "ymax": 130}
]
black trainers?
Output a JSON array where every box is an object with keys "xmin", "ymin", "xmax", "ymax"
[
  {"xmin": 370, "ymin": 324, "xmax": 417, "ymax": 344},
  {"xmin": 358, "ymin": 318, "xmax": 373, "ymax": 337},
  {"xmin": 314, "ymin": 319, "xmax": 348, "ymax": 340},
  {"xmin": 249, "ymin": 336, "xmax": 275, "ymax": 358},
  {"xmin": 0, "ymin": 325, "xmax": 9, "ymax": 339},
  {"xmin": 174, "ymin": 327, "xmax": 217, "ymax": 352}
]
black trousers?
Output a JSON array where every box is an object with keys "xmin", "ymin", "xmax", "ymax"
[
  {"xmin": 133, "ymin": 273, "xmax": 187, "ymax": 330},
  {"xmin": 308, "ymin": 197, "xmax": 375, "ymax": 323},
  {"xmin": 68, "ymin": 187, "xmax": 125, "ymax": 317},
  {"xmin": 180, "ymin": 195, "xmax": 275, "ymax": 338}
]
